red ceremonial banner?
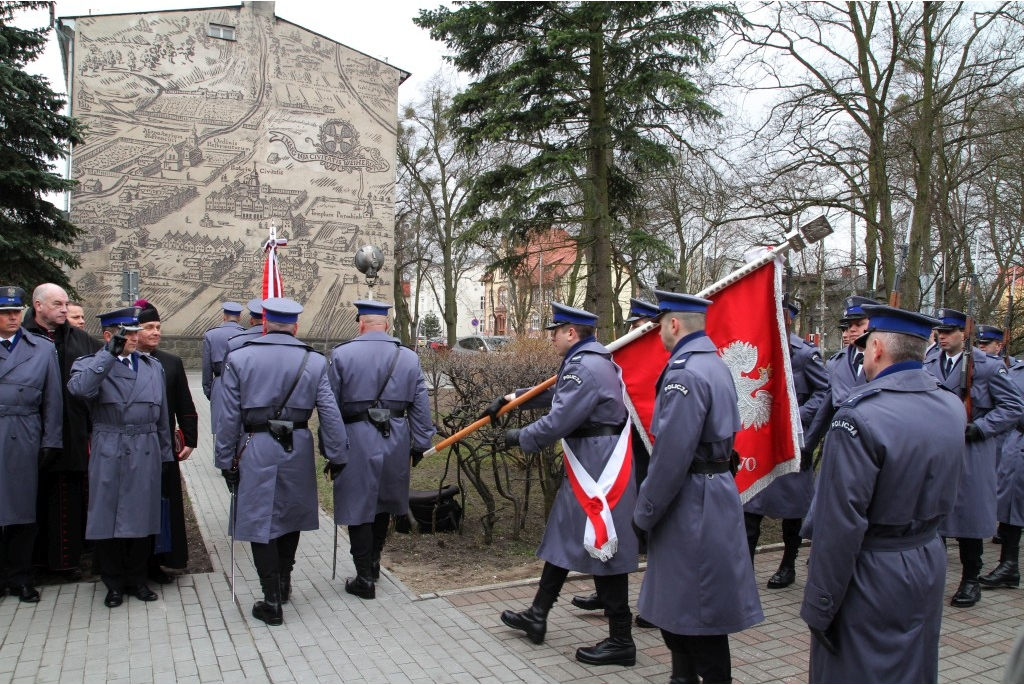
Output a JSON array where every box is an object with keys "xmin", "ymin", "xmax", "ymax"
[
  {"xmin": 612, "ymin": 326, "xmax": 669, "ymax": 445},
  {"xmin": 706, "ymin": 259, "xmax": 800, "ymax": 500}
]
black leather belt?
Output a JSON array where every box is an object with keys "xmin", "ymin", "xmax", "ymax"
[
  {"xmin": 244, "ymin": 421, "xmax": 309, "ymax": 432},
  {"xmin": 568, "ymin": 423, "xmax": 626, "ymax": 439},
  {"xmin": 689, "ymin": 460, "xmax": 731, "ymax": 475},
  {"xmin": 343, "ymin": 410, "xmax": 407, "ymax": 424}
]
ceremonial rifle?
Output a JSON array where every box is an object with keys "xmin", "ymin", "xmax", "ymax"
[
  {"xmin": 961, "ymin": 274, "xmax": 979, "ymax": 417},
  {"xmin": 423, "ymin": 215, "xmax": 835, "ymax": 458},
  {"xmin": 1004, "ymin": 283, "xmax": 1014, "ymax": 368},
  {"xmin": 888, "ymin": 223, "xmax": 911, "ymax": 308}
]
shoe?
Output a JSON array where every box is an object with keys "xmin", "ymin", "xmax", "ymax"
[
  {"xmin": 575, "ymin": 615, "xmax": 636, "ymax": 667},
  {"xmin": 767, "ymin": 566, "xmax": 796, "ymax": 589},
  {"xmin": 128, "ymin": 584, "xmax": 158, "ymax": 602},
  {"xmin": 635, "ymin": 614, "xmax": 656, "ymax": 629},
  {"xmin": 993, "ymin": 535, "xmax": 1003, "ymax": 545},
  {"xmin": 148, "ymin": 568, "xmax": 173, "ymax": 585},
  {"xmin": 500, "ymin": 605, "xmax": 549, "ymax": 645},
  {"xmin": 11, "ymin": 585, "xmax": 40, "ymax": 603},
  {"xmin": 59, "ymin": 568, "xmax": 83, "ymax": 582},
  {"xmin": 951, "ymin": 579, "xmax": 981, "ymax": 607},
  {"xmin": 253, "ymin": 573, "xmax": 283, "ymax": 626},
  {"xmin": 104, "ymin": 589, "xmax": 124, "ymax": 608},
  {"xmin": 345, "ymin": 575, "xmax": 376, "ymax": 600},
  {"xmin": 571, "ymin": 592, "xmax": 604, "ymax": 611},
  {"xmin": 980, "ymin": 561, "xmax": 1020, "ymax": 589}
]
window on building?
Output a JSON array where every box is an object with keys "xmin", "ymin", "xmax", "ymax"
[
  {"xmin": 498, "ymin": 287, "xmax": 507, "ymax": 306},
  {"xmin": 209, "ymin": 23, "xmax": 236, "ymax": 40}
]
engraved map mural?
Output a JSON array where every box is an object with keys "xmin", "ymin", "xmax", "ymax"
[{"xmin": 66, "ymin": 3, "xmax": 403, "ymax": 340}]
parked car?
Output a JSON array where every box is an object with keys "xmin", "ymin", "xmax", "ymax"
[{"xmin": 452, "ymin": 335, "xmax": 510, "ymax": 353}]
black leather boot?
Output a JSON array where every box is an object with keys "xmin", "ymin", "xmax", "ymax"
[
  {"xmin": 575, "ymin": 614, "xmax": 637, "ymax": 667},
  {"xmin": 345, "ymin": 555, "xmax": 376, "ymax": 600},
  {"xmin": 980, "ymin": 561, "xmax": 1020, "ymax": 589},
  {"xmin": 252, "ymin": 573, "xmax": 283, "ymax": 626},
  {"xmin": 571, "ymin": 591, "xmax": 604, "ymax": 611},
  {"xmin": 668, "ymin": 649, "xmax": 699, "ymax": 684},
  {"xmin": 279, "ymin": 558, "xmax": 294, "ymax": 604},
  {"xmin": 767, "ymin": 565, "xmax": 796, "ymax": 589},
  {"xmin": 951, "ymin": 578, "xmax": 982, "ymax": 607},
  {"xmin": 500, "ymin": 604, "xmax": 549, "ymax": 645}
]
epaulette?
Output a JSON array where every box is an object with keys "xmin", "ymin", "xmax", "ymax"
[
  {"xmin": 828, "ymin": 350, "xmax": 844, "ymax": 362},
  {"xmin": 841, "ymin": 387, "xmax": 883, "ymax": 407},
  {"xmin": 670, "ymin": 351, "xmax": 696, "ymax": 369}
]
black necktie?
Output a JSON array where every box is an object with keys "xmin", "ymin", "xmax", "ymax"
[
  {"xmin": 854, "ymin": 352, "xmax": 863, "ymax": 375},
  {"xmin": 1, "ymin": 339, "xmax": 10, "ymax": 351},
  {"xmin": 945, "ymin": 357, "xmax": 954, "ymax": 378},
  {"xmin": 121, "ymin": 357, "xmax": 131, "ymax": 370}
]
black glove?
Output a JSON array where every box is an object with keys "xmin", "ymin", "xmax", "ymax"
[
  {"xmin": 632, "ymin": 519, "xmax": 648, "ymax": 549},
  {"xmin": 39, "ymin": 448, "xmax": 61, "ymax": 470},
  {"xmin": 481, "ymin": 395, "xmax": 510, "ymax": 422},
  {"xmin": 105, "ymin": 328, "xmax": 127, "ymax": 357},
  {"xmin": 221, "ymin": 468, "xmax": 240, "ymax": 491},
  {"xmin": 323, "ymin": 461, "xmax": 345, "ymax": 481},
  {"xmin": 502, "ymin": 428, "xmax": 521, "ymax": 449},
  {"xmin": 799, "ymin": 449, "xmax": 814, "ymax": 472},
  {"xmin": 965, "ymin": 423, "xmax": 984, "ymax": 442},
  {"xmin": 809, "ymin": 625, "xmax": 838, "ymax": 655},
  {"xmin": 411, "ymin": 449, "xmax": 425, "ymax": 467}
]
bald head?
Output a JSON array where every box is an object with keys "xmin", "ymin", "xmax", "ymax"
[{"xmin": 32, "ymin": 283, "xmax": 69, "ymax": 330}]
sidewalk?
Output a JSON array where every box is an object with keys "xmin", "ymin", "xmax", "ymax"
[{"xmin": 0, "ymin": 370, "xmax": 1018, "ymax": 683}]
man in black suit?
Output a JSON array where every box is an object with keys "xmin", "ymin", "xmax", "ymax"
[{"xmin": 135, "ymin": 299, "xmax": 198, "ymax": 581}]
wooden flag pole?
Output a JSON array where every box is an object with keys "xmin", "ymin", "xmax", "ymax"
[{"xmin": 422, "ymin": 216, "xmax": 834, "ymax": 458}]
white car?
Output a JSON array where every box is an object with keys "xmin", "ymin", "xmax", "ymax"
[{"xmin": 452, "ymin": 335, "xmax": 510, "ymax": 353}]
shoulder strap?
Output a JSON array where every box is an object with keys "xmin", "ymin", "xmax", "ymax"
[
  {"xmin": 373, "ymin": 344, "xmax": 402, "ymax": 406},
  {"xmin": 273, "ymin": 349, "xmax": 311, "ymax": 420}
]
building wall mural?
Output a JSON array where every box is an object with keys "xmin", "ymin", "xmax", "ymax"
[{"xmin": 64, "ymin": 2, "xmax": 403, "ymax": 340}]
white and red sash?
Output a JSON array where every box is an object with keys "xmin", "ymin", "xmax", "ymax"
[{"xmin": 562, "ymin": 363, "xmax": 633, "ymax": 562}]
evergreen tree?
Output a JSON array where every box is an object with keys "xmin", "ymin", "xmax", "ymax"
[
  {"xmin": 0, "ymin": 2, "xmax": 83, "ymax": 292},
  {"xmin": 416, "ymin": 1, "xmax": 733, "ymax": 337}
]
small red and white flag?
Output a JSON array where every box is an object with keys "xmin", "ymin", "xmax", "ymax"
[{"xmin": 262, "ymin": 222, "xmax": 287, "ymax": 299}]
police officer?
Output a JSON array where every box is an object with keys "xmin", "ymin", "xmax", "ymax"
[
  {"xmin": 744, "ymin": 299, "xmax": 829, "ymax": 588},
  {"xmin": 215, "ymin": 298, "xmax": 348, "ymax": 626},
  {"xmin": 493, "ymin": 303, "xmax": 638, "ymax": 667},
  {"xmin": 328, "ymin": 300, "xmax": 434, "ymax": 600},
  {"xmin": 227, "ymin": 298, "xmax": 265, "ymax": 354},
  {"xmin": 804, "ymin": 296, "xmax": 878, "ymax": 456},
  {"xmin": 633, "ymin": 291, "xmax": 763, "ymax": 684},
  {"xmin": 571, "ymin": 298, "xmax": 658, "ymax": 628},
  {"xmin": 67, "ymin": 307, "xmax": 174, "ymax": 609},
  {"xmin": 925, "ymin": 308, "xmax": 1024, "ymax": 607},
  {"xmin": 802, "ymin": 305, "xmax": 966, "ymax": 682},
  {"xmin": 0, "ymin": 287, "xmax": 62, "ymax": 602},
  {"xmin": 983, "ymin": 356, "xmax": 1024, "ymax": 590},
  {"xmin": 977, "ymin": 325, "xmax": 1007, "ymax": 359},
  {"xmin": 202, "ymin": 301, "xmax": 244, "ymax": 434}
]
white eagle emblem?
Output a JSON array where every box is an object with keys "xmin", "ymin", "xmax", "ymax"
[{"xmin": 720, "ymin": 341, "xmax": 772, "ymax": 429}]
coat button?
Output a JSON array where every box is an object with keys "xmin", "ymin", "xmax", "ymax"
[{"xmin": 819, "ymin": 596, "xmax": 829, "ymax": 606}]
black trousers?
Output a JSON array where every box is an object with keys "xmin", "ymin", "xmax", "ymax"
[
  {"xmin": 661, "ymin": 630, "xmax": 731, "ymax": 684},
  {"xmin": 998, "ymin": 523, "xmax": 1022, "ymax": 563},
  {"xmin": 536, "ymin": 562, "xmax": 630, "ymax": 618},
  {"xmin": 957, "ymin": 537, "xmax": 984, "ymax": 579},
  {"xmin": 34, "ymin": 472, "xmax": 86, "ymax": 571},
  {"xmin": 744, "ymin": 513, "xmax": 803, "ymax": 565},
  {"xmin": 93, "ymin": 538, "xmax": 150, "ymax": 591},
  {"xmin": 251, "ymin": 531, "xmax": 301, "ymax": 578},
  {"xmin": 348, "ymin": 513, "xmax": 390, "ymax": 561},
  {"xmin": 0, "ymin": 523, "xmax": 37, "ymax": 586}
]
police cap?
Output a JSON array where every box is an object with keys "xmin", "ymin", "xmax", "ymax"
[
  {"xmin": 545, "ymin": 302, "xmax": 598, "ymax": 330},
  {"xmin": 222, "ymin": 301, "xmax": 244, "ymax": 315},
  {"xmin": 97, "ymin": 306, "xmax": 143, "ymax": 331},
  {"xmin": 654, "ymin": 290, "xmax": 712, "ymax": 315},
  {"xmin": 247, "ymin": 298, "xmax": 264, "ymax": 320},
  {"xmin": 262, "ymin": 297, "xmax": 303, "ymax": 324},
  {"xmin": 625, "ymin": 298, "xmax": 660, "ymax": 323},
  {"xmin": 0, "ymin": 286, "xmax": 27, "ymax": 311},
  {"xmin": 354, "ymin": 299, "xmax": 392, "ymax": 319},
  {"xmin": 854, "ymin": 304, "xmax": 940, "ymax": 347},
  {"xmin": 933, "ymin": 308, "xmax": 967, "ymax": 331},
  {"xmin": 784, "ymin": 298, "xmax": 799, "ymax": 318},
  {"xmin": 840, "ymin": 295, "xmax": 879, "ymax": 323},
  {"xmin": 977, "ymin": 325, "xmax": 1004, "ymax": 342}
]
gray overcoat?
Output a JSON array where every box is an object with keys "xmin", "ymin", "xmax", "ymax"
[
  {"xmin": 804, "ymin": 344, "xmax": 867, "ymax": 454},
  {"xmin": 635, "ymin": 332, "xmax": 764, "ymax": 635},
  {"xmin": 801, "ymin": 364, "xmax": 965, "ymax": 683},
  {"xmin": 328, "ymin": 332, "xmax": 434, "ymax": 525},
  {"xmin": 0, "ymin": 330, "xmax": 62, "ymax": 525},
  {"xmin": 202, "ymin": 320, "xmax": 245, "ymax": 431},
  {"xmin": 925, "ymin": 348, "xmax": 1024, "ymax": 538},
  {"xmin": 68, "ymin": 350, "xmax": 174, "ymax": 539},
  {"xmin": 516, "ymin": 338, "xmax": 638, "ymax": 576},
  {"xmin": 745, "ymin": 333, "xmax": 829, "ymax": 519},
  {"xmin": 996, "ymin": 360, "xmax": 1024, "ymax": 527},
  {"xmin": 214, "ymin": 333, "xmax": 347, "ymax": 543}
]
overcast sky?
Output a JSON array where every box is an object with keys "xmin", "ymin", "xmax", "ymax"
[{"xmin": 15, "ymin": 0, "xmax": 452, "ymax": 105}]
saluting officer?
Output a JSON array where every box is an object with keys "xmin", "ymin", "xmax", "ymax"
[
  {"xmin": 983, "ymin": 356, "xmax": 1024, "ymax": 590},
  {"xmin": 202, "ymin": 301, "xmax": 245, "ymax": 434},
  {"xmin": 493, "ymin": 302, "xmax": 638, "ymax": 668},
  {"xmin": 215, "ymin": 298, "xmax": 348, "ymax": 626},
  {"xmin": 0, "ymin": 287, "xmax": 62, "ymax": 603},
  {"xmin": 227, "ymin": 298, "xmax": 265, "ymax": 354},
  {"xmin": 571, "ymin": 297, "xmax": 659, "ymax": 628},
  {"xmin": 804, "ymin": 296, "xmax": 878, "ymax": 456},
  {"xmin": 67, "ymin": 307, "xmax": 174, "ymax": 609},
  {"xmin": 744, "ymin": 300, "xmax": 829, "ymax": 589},
  {"xmin": 633, "ymin": 291, "xmax": 763, "ymax": 684},
  {"xmin": 328, "ymin": 300, "xmax": 434, "ymax": 600},
  {"xmin": 926, "ymin": 308, "xmax": 1024, "ymax": 607},
  {"xmin": 802, "ymin": 305, "xmax": 965, "ymax": 682}
]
